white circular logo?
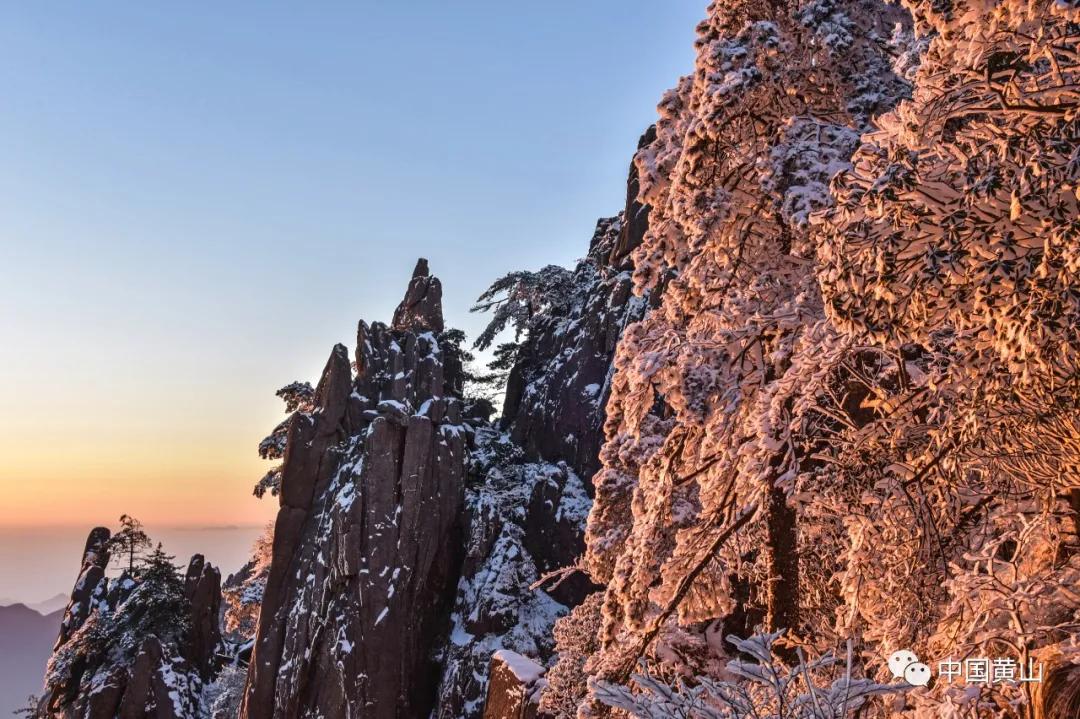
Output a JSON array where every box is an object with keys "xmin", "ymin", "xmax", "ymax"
[
  {"xmin": 904, "ymin": 662, "xmax": 932, "ymax": 687},
  {"xmin": 887, "ymin": 650, "xmax": 920, "ymax": 679}
]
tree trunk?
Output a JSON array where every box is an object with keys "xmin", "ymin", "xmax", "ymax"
[{"xmin": 764, "ymin": 481, "xmax": 798, "ymax": 635}]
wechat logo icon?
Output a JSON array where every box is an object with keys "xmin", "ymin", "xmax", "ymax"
[{"xmin": 888, "ymin": 650, "xmax": 931, "ymax": 686}]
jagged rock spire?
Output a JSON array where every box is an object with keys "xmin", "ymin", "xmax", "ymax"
[
  {"xmin": 184, "ymin": 554, "xmax": 223, "ymax": 679},
  {"xmin": 392, "ymin": 257, "xmax": 444, "ymax": 333},
  {"xmin": 44, "ymin": 527, "xmax": 223, "ymax": 718},
  {"xmin": 55, "ymin": 526, "xmax": 110, "ymax": 649},
  {"xmin": 240, "ymin": 265, "xmax": 468, "ymax": 718}
]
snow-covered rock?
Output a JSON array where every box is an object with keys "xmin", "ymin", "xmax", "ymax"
[
  {"xmin": 481, "ymin": 651, "xmax": 547, "ymax": 719},
  {"xmin": 240, "ymin": 261, "xmax": 471, "ymax": 719},
  {"xmin": 41, "ymin": 531, "xmax": 221, "ymax": 719}
]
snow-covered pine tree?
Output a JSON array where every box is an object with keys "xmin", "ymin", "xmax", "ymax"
[
  {"xmin": 809, "ymin": 0, "xmax": 1080, "ymax": 714},
  {"xmin": 567, "ymin": 2, "xmax": 914, "ymax": 713},
  {"xmin": 221, "ymin": 522, "xmax": 274, "ymax": 640},
  {"xmin": 471, "ymin": 265, "xmax": 575, "ymax": 352},
  {"xmin": 592, "ymin": 632, "xmax": 902, "ymax": 719},
  {"xmin": 120, "ymin": 545, "xmax": 191, "ymax": 646},
  {"xmin": 253, "ymin": 381, "xmax": 315, "ymax": 499},
  {"xmin": 569, "ymin": 0, "xmax": 1079, "ymax": 716}
]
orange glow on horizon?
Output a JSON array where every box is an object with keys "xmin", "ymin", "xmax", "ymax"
[{"xmin": 0, "ymin": 398, "xmax": 279, "ymax": 530}]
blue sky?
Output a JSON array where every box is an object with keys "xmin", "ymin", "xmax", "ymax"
[{"xmin": 0, "ymin": 1, "xmax": 703, "ymax": 539}]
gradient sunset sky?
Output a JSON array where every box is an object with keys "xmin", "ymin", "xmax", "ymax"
[{"xmin": 0, "ymin": 1, "xmax": 701, "ymax": 547}]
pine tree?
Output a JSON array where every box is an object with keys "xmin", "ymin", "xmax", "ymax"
[
  {"xmin": 275, "ymin": 381, "xmax": 315, "ymax": 413},
  {"xmin": 107, "ymin": 514, "xmax": 151, "ymax": 574},
  {"xmin": 14, "ymin": 695, "xmax": 42, "ymax": 718},
  {"xmin": 254, "ymin": 381, "xmax": 315, "ymax": 498},
  {"xmin": 462, "ymin": 341, "xmax": 519, "ymax": 403},
  {"xmin": 130, "ymin": 543, "xmax": 190, "ymax": 643},
  {"xmin": 437, "ymin": 327, "xmax": 472, "ymax": 398},
  {"xmin": 471, "ymin": 265, "xmax": 573, "ymax": 351},
  {"xmin": 807, "ymin": 1, "xmax": 1080, "ymax": 714},
  {"xmin": 557, "ymin": 0, "xmax": 919, "ymax": 713},
  {"xmin": 560, "ymin": 0, "xmax": 1080, "ymax": 716}
]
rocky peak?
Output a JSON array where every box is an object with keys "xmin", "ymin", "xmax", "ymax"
[
  {"xmin": 240, "ymin": 260, "xmax": 470, "ymax": 719},
  {"xmin": 392, "ymin": 257, "xmax": 445, "ymax": 333},
  {"xmin": 183, "ymin": 554, "xmax": 222, "ymax": 679},
  {"xmin": 55, "ymin": 526, "xmax": 110, "ymax": 650},
  {"xmin": 608, "ymin": 125, "xmax": 656, "ymax": 268},
  {"xmin": 42, "ymin": 527, "xmax": 224, "ymax": 719}
]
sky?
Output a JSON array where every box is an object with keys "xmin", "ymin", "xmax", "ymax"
[{"xmin": 0, "ymin": 2, "xmax": 703, "ymax": 599}]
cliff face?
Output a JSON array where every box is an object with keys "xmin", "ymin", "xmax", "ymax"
[
  {"xmin": 434, "ymin": 191, "xmax": 651, "ymax": 716},
  {"xmin": 240, "ymin": 260, "xmax": 470, "ymax": 718},
  {"xmin": 499, "ymin": 132, "xmax": 654, "ymax": 486}
]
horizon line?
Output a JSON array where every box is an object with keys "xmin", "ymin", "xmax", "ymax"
[{"xmin": 0, "ymin": 522, "xmax": 268, "ymax": 532}]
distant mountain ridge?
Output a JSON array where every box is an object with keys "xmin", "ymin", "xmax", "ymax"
[
  {"xmin": 0, "ymin": 603, "xmax": 63, "ymax": 716},
  {"xmin": 0, "ymin": 593, "xmax": 69, "ymax": 616}
]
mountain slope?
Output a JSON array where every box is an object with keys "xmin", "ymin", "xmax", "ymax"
[
  {"xmin": 26, "ymin": 595, "xmax": 69, "ymax": 617},
  {"xmin": 0, "ymin": 604, "xmax": 62, "ymax": 716}
]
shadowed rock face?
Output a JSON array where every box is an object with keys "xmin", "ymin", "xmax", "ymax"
[
  {"xmin": 500, "ymin": 213, "xmax": 649, "ymax": 488},
  {"xmin": 393, "ymin": 257, "xmax": 445, "ymax": 334},
  {"xmin": 439, "ymin": 147, "xmax": 652, "ymax": 715},
  {"xmin": 240, "ymin": 261, "xmax": 470, "ymax": 719},
  {"xmin": 184, "ymin": 555, "xmax": 222, "ymax": 679},
  {"xmin": 609, "ymin": 126, "xmax": 656, "ymax": 267},
  {"xmin": 116, "ymin": 637, "xmax": 178, "ymax": 719},
  {"xmin": 495, "ymin": 128, "xmax": 654, "ymax": 492},
  {"xmin": 46, "ymin": 528, "xmax": 114, "ymax": 716},
  {"xmin": 55, "ymin": 527, "xmax": 111, "ymax": 651}
]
